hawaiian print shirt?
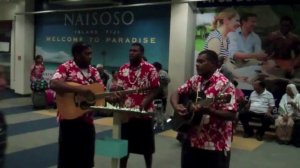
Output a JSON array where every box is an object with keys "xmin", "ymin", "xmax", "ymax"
[
  {"xmin": 116, "ymin": 60, "xmax": 160, "ymax": 111},
  {"xmin": 177, "ymin": 70, "xmax": 237, "ymax": 151},
  {"xmin": 30, "ymin": 64, "xmax": 45, "ymax": 82},
  {"xmin": 51, "ymin": 60, "xmax": 103, "ymax": 123}
]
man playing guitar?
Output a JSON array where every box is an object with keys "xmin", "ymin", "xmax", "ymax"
[
  {"xmin": 170, "ymin": 50, "xmax": 237, "ymax": 168},
  {"xmin": 50, "ymin": 42, "xmax": 104, "ymax": 168}
]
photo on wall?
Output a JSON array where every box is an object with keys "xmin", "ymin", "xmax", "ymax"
[
  {"xmin": 195, "ymin": 5, "xmax": 300, "ymax": 99},
  {"xmin": 35, "ymin": 5, "xmax": 171, "ymax": 83}
]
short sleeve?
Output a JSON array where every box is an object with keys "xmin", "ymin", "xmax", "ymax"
[
  {"xmin": 221, "ymin": 83, "xmax": 237, "ymax": 112},
  {"xmin": 116, "ymin": 68, "xmax": 124, "ymax": 88},
  {"xmin": 254, "ymin": 35, "xmax": 262, "ymax": 53},
  {"xmin": 149, "ymin": 66, "xmax": 160, "ymax": 88},
  {"xmin": 268, "ymin": 93, "xmax": 275, "ymax": 107},
  {"xmin": 228, "ymin": 32, "xmax": 238, "ymax": 58},
  {"xmin": 51, "ymin": 64, "xmax": 67, "ymax": 81},
  {"xmin": 92, "ymin": 69, "xmax": 104, "ymax": 85},
  {"xmin": 177, "ymin": 76, "xmax": 198, "ymax": 94},
  {"xmin": 30, "ymin": 64, "xmax": 35, "ymax": 71}
]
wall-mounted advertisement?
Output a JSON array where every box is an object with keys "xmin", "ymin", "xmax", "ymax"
[
  {"xmin": 195, "ymin": 5, "xmax": 300, "ymax": 99},
  {"xmin": 35, "ymin": 5, "xmax": 170, "ymax": 82}
]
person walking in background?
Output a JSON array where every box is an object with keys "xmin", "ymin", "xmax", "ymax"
[
  {"xmin": 276, "ymin": 84, "xmax": 300, "ymax": 144},
  {"xmin": 233, "ymin": 80, "xmax": 246, "ymax": 131},
  {"xmin": 153, "ymin": 62, "xmax": 170, "ymax": 112},
  {"xmin": 96, "ymin": 64, "xmax": 111, "ymax": 86},
  {"xmin": 50, "ymin": 42, "xmax": 104, "ymax": 168},
  {"xmin": 106, "ymin": 70, "xmax": 118, "ymax": 91},
  {"xmin": 0, "ymin": 67, "xmax": 6, "ymax": 91},
  {"xmin": 111, "ymin": 43, "xmax": 160, "ymax": 168},
  {"xmin": 170, "ymin": 50, "xmax": 237, "ymax": 168},
  {"xmin": 30, "ymin": 55, "xmax": 47, "ymax": 92},
  {"xmin": 30, "ymin": 55, "xmax": 45, "ymax": 82}
]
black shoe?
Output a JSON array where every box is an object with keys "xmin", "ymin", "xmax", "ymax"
[
  {"xmin": 256, "ymin": 135, "xmax": 263, "ymax": 141},
  {"xmin": 277, "ymin": 139, "xmax": 284, "ymax": 144},
  {"xmin": 243, "ymin": 133, "xmax": 253, "ymax": 138}
]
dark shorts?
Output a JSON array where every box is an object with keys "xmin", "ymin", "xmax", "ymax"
[
  {"xmin": 121, "ymin": 118, "xmax": 155, "ymax": 155},
  {"xmin": 58, "ymin": 118, "xmax": 95, "ymax": 168},
  {"xmin": 181, "ymin": 140, "xmax": 230, "ymax": 168}
]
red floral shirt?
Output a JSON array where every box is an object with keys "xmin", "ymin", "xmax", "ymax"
[
  {"xmin": 51, "ymin": 60, "xmax": 103, "ymax": 123},
  {"xmin": 30, "ymin": 64, "xmax": 45, "ymax": 82},
  {"xmin": 177, "ymin": 70, "xmax": 237, "ymax": 151},
  {"xmin": 116, "ymin": 60, "xmax": 160, "ymax": 111}
]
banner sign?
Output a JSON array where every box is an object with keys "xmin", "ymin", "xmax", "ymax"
[
  {"xmin": 35, "ymin": 5, "xmax": 170, "ymax": 82},
  {"xmin": 197, "ymin": 0, "xmax": 299, "ymax": 7}
]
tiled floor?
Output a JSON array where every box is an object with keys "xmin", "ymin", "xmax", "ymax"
[{"xmin": 1, "ymin": 89, "xmax": 300, "ymax": 168}]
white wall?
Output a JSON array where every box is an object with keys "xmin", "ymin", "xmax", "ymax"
[
  {"xmin": 13, "ymin": 0, "xmax": 35, "ymax": 94},
  {"xmin": 0, "ymin": 3, "xmax": 16, "ymax": 20},
  {"xmin": 0, "ymin": 2, "xmax": 17, "ymax": 90},
  {"xmin": 167, "ymin": 1, "xmax": 196, "ymax": 114}
]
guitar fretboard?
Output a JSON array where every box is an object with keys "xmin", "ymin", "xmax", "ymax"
[{"xmin": 94, "ymin": 88, "xmax": 152, "ymax": 99}]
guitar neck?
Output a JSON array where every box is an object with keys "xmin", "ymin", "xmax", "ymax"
[{"xmin": 94, "ymin": 88, "xmax": 150, "ymax": 99}]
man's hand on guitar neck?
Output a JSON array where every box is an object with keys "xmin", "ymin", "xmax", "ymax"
[
  {"xmin": 190, "ymin": 103, "xmax": 210, "ymax": 114},
  {"xmin": 174, "ymin": 104, "xmax": 188, "ymax": 116},
  {"xmin": 106, "ymin": 92, "xmax": 124, "ymax": 105},
  {"xmin": 76, "ymin": 87, "xmax": 94, "ymax": 96}
]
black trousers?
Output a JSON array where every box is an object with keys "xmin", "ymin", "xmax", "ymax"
[
  {"xmin": 239, "ymin": 111, "xmax": 273, "ymax": 136},
  {"xmin": 58, "ymin": 118, "xmax": 95, "ymax": 168},
  {"xmin": 181, "ymin": 140, "xmax": 230, "ymax": 168},
  {"xmin": 121, "ymin": 118, "xmax": 155, "ymax": 154}
]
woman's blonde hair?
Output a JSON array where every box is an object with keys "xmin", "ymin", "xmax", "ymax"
[{"xmin": 212, "ymin": 8, "xmax": 238, "ymax": 30}]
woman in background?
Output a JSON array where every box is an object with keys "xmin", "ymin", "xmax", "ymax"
[
  {"xmin": 30, "ymin": 55, "xmax": 45, "ymax": 82},
  {"xmin": 204, "ymin": 8, "xmax": 247, "ymax": 82},
  {"xmin": 0, "ymin": 67, "xmax": 6, "ymax": 91},
  {"xmin": 30, "ymin": 55, "xmax": 48, "ymax": 92},
  {"xmin": 276, "ymin": 84, "xmax": 300, "ymax": 144}
]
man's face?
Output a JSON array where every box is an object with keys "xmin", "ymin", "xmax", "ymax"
[
  {"xmin": 97, "ymin": 67, "xmax": 104, "ymax": 73},
  {"xmin": 280, "ymin": 20, "xmax": 293, "ymax": 35},
  {"xmin": 36, "ymin": 58, "xmax": 43, "ymax": 64},
  {"xmin": 129, "ymin": 45, "xmax": 142, "ymax": 63},
  {"xmin": 196, "ymin": 54, "xmax": 213, "ymax": 76},
  {"xmin": 252, "ymin": 81, "xmax": 264, "ymax": 94},
  {"xmin": 242, "ymin": 16, "xmax": 257, "ymax": 32},
  {"xmin": 77, "ymin": 47, "xmax": 92, "ymax": 68},
  {"xmin": 286, "ymin": 87, "xmax": 294, "ymax": 98}
]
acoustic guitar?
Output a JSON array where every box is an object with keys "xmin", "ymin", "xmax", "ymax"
[
  {"xmin": 171, "ymin": 93, "xmax": 231, "ymax": 133},
  {"xmin": 56, "ymin": 82, "xmax": 151, "ymax": 119}
]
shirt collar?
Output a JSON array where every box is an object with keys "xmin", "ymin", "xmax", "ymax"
[
  {"xmin": 256, "ymin": 89, "xmax": 267, "ymax": 95},
  {"xmin": 237, "ymin": 27, "xmax": 254, "ymax": 37},
  {"xmin": 71, "ymin": 59, "xmax": 92, "ymax": 71},
  {"xmin": 200, "ymin": 69, "xmax": 220, "ymax": 83},
  {"xmin": 129, "ymin": 60, "xmax": 145, "ymax": 70}
]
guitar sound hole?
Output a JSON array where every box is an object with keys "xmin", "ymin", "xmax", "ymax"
[
  {"xmin": 86, "ymin": 94, "xmax": 95, "ymax": 102},
  {"xmin": 80, "ymin": 101, "xmax": 93, "ymax": 110}
]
